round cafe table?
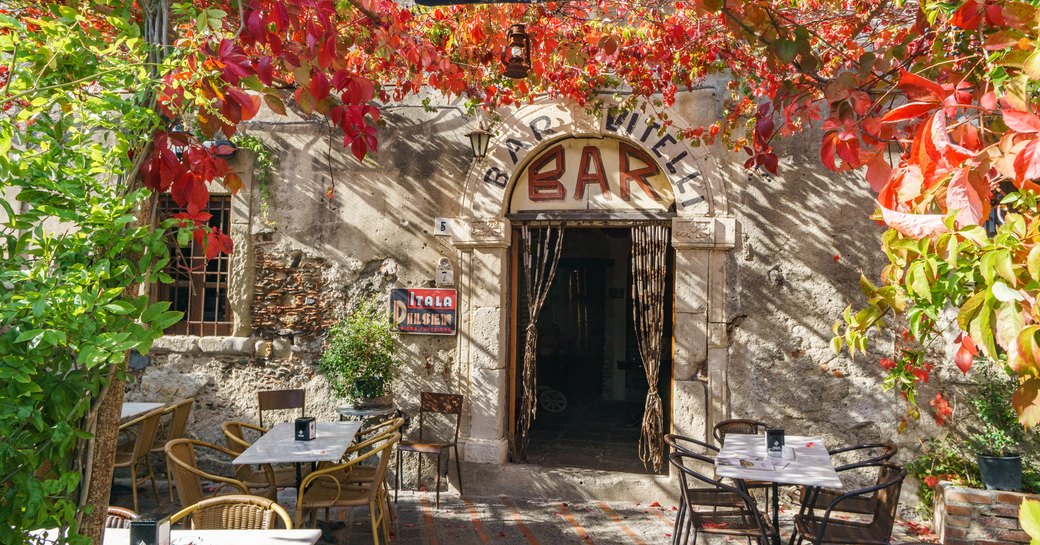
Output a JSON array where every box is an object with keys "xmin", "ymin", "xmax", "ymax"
[{"xmin": 336, "ymin": 405, "xmax": 399, "ymax": 422}]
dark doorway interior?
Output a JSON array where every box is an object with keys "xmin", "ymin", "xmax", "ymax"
[{"xmin": 520, "ymin": 227, "xmax": 672, "ymax": 474}]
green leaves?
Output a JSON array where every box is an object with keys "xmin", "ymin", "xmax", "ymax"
[{"xmin": 1020, "ymin": 499, "xmax": 1040, "ymax": 544}]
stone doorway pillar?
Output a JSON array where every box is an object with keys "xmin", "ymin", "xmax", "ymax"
[
  {"xmin": 452, "ymin": 218, "xmax": 512, "ymax": 464},
  {"xmin": 670, "ymin": 217, "xmax": 737, "ymax": 447}
]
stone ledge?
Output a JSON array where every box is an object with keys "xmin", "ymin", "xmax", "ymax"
[
  {"xmin": 152, "ymin": 335, "xmax": 254, "ymax": 356},
  {"xmin": 934, "ymin": 481, "xmax": 1038, "ymax": 545}
]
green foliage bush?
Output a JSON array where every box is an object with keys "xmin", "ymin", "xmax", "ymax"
[
  {"xmin": 318, "ymin": 300, "xmax": 399, "ymax": 401},
  {"xmin": 965, "ymin": 367, "xmax": 1028, "ymax": 457}
]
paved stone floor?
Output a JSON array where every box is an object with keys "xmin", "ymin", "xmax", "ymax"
[{"xmin": 112, "ymin": 480, "xmax": 937, "ymax": 545}]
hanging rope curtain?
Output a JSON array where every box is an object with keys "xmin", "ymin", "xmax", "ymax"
[
  {"xmin": 515, "ymin": 224, "xmax": 565, "ymax": 462},
  {"xmin": 631, "ymin": 224, "xmax": 669, "ymax": 472}
]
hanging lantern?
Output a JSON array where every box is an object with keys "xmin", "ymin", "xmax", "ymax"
[
  {"xmin": 501, "ymin": 24, "xmax": 531, "ymax": 79},
  {"xmin": 466, "ymin": 122, "xmax": 492, "ymax": 159}
]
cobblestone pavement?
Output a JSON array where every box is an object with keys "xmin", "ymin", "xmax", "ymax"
[{"xmin": 113, "ymin": 481, "xmax": 937, "ymax": 545}]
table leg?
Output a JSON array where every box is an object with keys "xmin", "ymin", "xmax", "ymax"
[
  {"xmin": 296, "ymin": 463, "xmax": 303, "ymax": 490},
  {"xmin": 772, "ymin": 482, "xmax": 780, "ymax": 545}
]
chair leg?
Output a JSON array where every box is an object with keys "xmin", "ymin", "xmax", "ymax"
[
  {"xmin": 130, "ymin": 465, "xmax": 140, "ymax": 513},
  {"xmin": 683, "ymin": 515, "xmax": 694, "ymax": 545},
  {"xmin": 370, "ymin": 500, "xmax": 381, "ymax": 545},
  {"xmin": 435, "ymin": 453, "xmax": 441, "ymax": 509},
  {"xmin": 146, "ymin": 459, "xmax": 160, "ymax": 507},
  {"xmin": 394, "ymin": 449, "xmax": 402, "ymax": 504},
  {"xmin": 418, "ymin": 453, "xmax": 423, "ymax": 492},
  {"xmin": 166, "ymin": 460, "xmax": 175, "ymax": 503},
  {"xmin": 453, "ymin": 444, "xmax": 463, "ymax": 497},
  {"xmin": 671, "ymin": 502, "xmax": 685, "ymax": 545}
]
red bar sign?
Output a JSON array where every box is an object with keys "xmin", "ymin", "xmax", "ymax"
[{"xmin": 390, "ymin": 288, "xmax": 457, "ymax": 335}]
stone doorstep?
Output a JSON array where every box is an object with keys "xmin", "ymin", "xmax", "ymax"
[{"xmin": 934, "ymin": 481, "xmax": 1038, "ymax": 545}]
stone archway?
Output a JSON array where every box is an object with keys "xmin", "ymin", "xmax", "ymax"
[{"xmin": 450, "ymin": 98, "xmax": 738, "ymax": 466}]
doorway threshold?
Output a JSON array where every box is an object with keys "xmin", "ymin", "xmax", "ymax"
[{"xmin": 459, "ymin": 460, "xmax": 677, "ymax": 504}]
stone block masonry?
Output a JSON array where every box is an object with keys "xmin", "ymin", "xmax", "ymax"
[
  {"xmin": 251, "ymin": 244, "xmax": 334, "ymax": 350},
  {"xmin": 934, "ymin": 481, "xmax": 1035, "ymax": 544}
]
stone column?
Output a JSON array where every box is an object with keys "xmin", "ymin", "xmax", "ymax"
[
  {"xmin": 452, "ymin": 218, "xmax": 511, "ymax": 464},
  {"xmin": 671, "ymin": 217, "xmax": 737, "ymax": 448}
]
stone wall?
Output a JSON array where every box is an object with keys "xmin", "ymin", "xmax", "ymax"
[{"xmin": 933, "ymin": 481, "xmax": 1034, "ymax": 544}]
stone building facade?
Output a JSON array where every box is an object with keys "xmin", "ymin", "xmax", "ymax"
[{"xmin": 131, "ymin": 86, "xmax": 957, "ymax": 500}]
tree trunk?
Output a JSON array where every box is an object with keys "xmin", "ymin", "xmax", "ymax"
[{"xmin": 79, "ymin": 368, "xmax": 126, "ymax": 543}]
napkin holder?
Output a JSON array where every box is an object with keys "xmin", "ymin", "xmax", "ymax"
[
  {"xmin": 129, "ymin": 515, "xmax": 170, "ymax": 545},
  {"xmin": 765, "ymin": 428, "xmax": 785, "ymax": 458},
  {"xmin": 295, "ymin": 417, "xmax": 316, "ymax": 441}
]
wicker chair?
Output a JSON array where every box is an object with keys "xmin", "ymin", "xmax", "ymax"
[
  {"xmin": 797, "ymin": 442, "xmax": 899, "ymax": 516},
  {"xmin": 664, "ymin": 434, "xmax": 743, "ymax": 545},
  {"xmin": 148, "ymin": 398, "xmax": 194, "ymax": 502},
  {"xmin": 221, "ymin": 421, "xmax": 301, "ymax": 489},
  {"xmin": 114, "ymin": 406, "xmax": 165, "ymax": 512},
  {"xmin": 791, "ymin": 462, "xmax": 906, "ymax": 545},
  {"xmin": 165, "ymin": 438, "xmax": 276, "ymax": 510},
  {"xmin": 105, "ymin": 506, "xmax": 138, "ymax": 529},
  {"xmin": 395, "ymin": 392, "xmax": 464, "ymax": 508},
  {"xmin": 170, "ymin": 494, "xmax": 292, "ymax": 530},
  {"xmin": 669, "ymin": 451, "xmax": 776, "ymax": 545},
  {"xmin": 257, "ymin": 389, "xmax": 305, "ymax": 428},
  {"xmin": 295, "ymin": 431, "xmax": 401, "ymax": 545}
]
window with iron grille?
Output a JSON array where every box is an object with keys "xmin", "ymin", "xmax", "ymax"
[{"xmin": 156, "ymin": 196, "xmax": 233, "ymax": 336}]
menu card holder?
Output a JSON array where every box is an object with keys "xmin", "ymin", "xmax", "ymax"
[
  {"xmin": 295, "ymin": 417, "xmax": 316, "ymax": 441},
  {"xmin": 129, "ymin": 516, "xmax": 170, "ymax": 545},
  {"xmin": 765, "ymin": 428, "xmax": 785, "ymax": 458}
]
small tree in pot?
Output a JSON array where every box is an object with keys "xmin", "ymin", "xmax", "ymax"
[
  {"xmin": 966, "ymin": 366, "xmax": 1033, "ymax": 491},
  {"xmin": 319, "ymin": 299, "xmax": 399, "ymax": 408}
]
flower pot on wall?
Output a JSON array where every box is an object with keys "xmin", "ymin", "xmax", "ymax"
[{"xmin": 977, "ymin": 454, "xmax": 1022, "ymax": 491}]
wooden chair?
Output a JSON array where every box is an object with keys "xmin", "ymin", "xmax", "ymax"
[
  {"xmin": 395, "ymin": 392, "xmax": 463, "ymax": 508},
  {"xmin": 114, "ymin": 406, "xmax": 164, "ymax": 512},
  {"xmin": 170, "ymin": 494, "xmax": 292, "ymax": 530},
  {"xmin": 257, "ymin": 389, "xmax": 305, "ymax": 427},
  {"xmin": 148, "ymin": 398, "xmax": 194, "ymax": 502},
  {"xmin": 105, "ymin": 506, "xmax": 138, "ymax": 529},
  {"xmin": 791, "ymin": 462, "xmax": 906, "ymax": 545},
  {"xmin": 664, "ymin": 434, "xmax": 743, "ymax": 545},
  {"xmin": 222, "ymin": 421, "xmax": 301, "ymax": 489},
  {"xmin": 669, "ymin": 451, "xmax": 776, "ymax": 545},
  {"xmin": 798, "ymin": 442, "xmax": 898, "ymax": 515},
  {"xmin": 295, "ymin": 431, "xmax": 401, "ymax": 545},
  {"xmin": 165, "ymin": 438, "xmax": 277, "ymax": 510}
]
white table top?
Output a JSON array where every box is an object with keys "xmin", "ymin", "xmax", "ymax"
[
  {"xmin": 233, "ymin": 421, "xmax": 364, "ymax": 465},
  {"xmin": 715, "ymin": 433, "xmax": 843, "ymax": 489},
  {"xmin": 120, "ymin": 402, "xmax": 165, "ymax": 420},
  {"xmin": 34, "ymin": 527, "xmax": 321, "ymax": 545}
]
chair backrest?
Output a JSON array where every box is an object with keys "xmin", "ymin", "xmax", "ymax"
[
  {"xmin": 418, "ymin": 392, "xmax": 463, "ymax": 443},
  {"xmin": 828, "ymin": 442, "xmax": 898, "ymax": 471},
  {"xmin": 668, "ymin": 451, "xmax": 771, "ymax": 540},
  {"xmin": 165, "ymin": 438, "xmax": 255, "ymax": 509},
  {"xmin": 299, "ymin": 431, "xmax": 401, "ymax": 504},
  {"xmin": 121, "ymin": 407, "xmax": 165, "ymax": 464},
  {"xmin": 815, "ymin": 462, "xmax": 906, "ymax": 544},
  {"xmin": 165, "ymin": 398, "xmax": 194, "ymax": 442},
  {"xmin": 257, "ymin": 389, "xmax": 305, "ymax": 427},
  {"xmin": 353, "ymin": 417, "xmax": 405, "ymax": 449},
  {"xmin": 170, "ymin": 494, "xmax": 292, "ymax": 530},
  {"xmin": 711, "ymin": 418, "xmax": 771, "ymax": 446},
  {"xmin": 105, "ymin": 506, "xmax": 138, "ymax": 529},
  {"xmin": 222, "ymin": 421, "xmax": 267, "ymax": 454},
  {"xmin": 664, "ymin": 433, "xmax": 719, "ymax": 464}
]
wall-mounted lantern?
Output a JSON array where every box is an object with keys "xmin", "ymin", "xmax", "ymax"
[
  {"xmin": 466, "ymin": 122, "xmax": 492, "ymax": 159},
  {"xmin": 502, "ymin": 24, "xmax": 531, "ymax": 79}
]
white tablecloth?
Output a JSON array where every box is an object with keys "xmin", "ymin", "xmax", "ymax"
[{"xmin": 715, "ymin": 433, "xmax": 843, "ymax": 489}]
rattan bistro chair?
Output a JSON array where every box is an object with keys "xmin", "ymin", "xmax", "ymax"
[
  {"xmin": 791, "ymin": 462, "xmax": 907, "ymax": 545},
  {"xmin": 669, "ymin": 451, "xmax": 776, "ymax": 545},
  {"xmin": 105, "ymin": 506, "xmax": 138, "ymax": 529},
  {"xmin": 114, "ymin": 406, "xmax": 164, "ymax": 512},
  {"xmin": 664, "ymin": 434, "xmax": 743, "ymax": 545},
  {"xmin": 165, "ymin": 438, "xmax": 277, "ymax": 510},
  {"xmin": 222, "ymin": 421, "xmax": 301, "ymax": 489},
  {"xmin": 395, "ymin": 392, "xmax": 464, "ymax": 508},
  {"xmin": 170, "ymin": 495, "xmax": 293, "ymax": 530},
  {"xmin": 149, "ymin": 398, "xmax": 194, "ymax": 502},
  {"xmin": 258, "ymin": 389, "xmax": 305, "ymax": 427}
]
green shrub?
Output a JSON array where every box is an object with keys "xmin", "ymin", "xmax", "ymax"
[
  {"xmin": 966, "ymin": 366, "xmax": 1027, "ymax": 457},
  {"xmin": 318, "ymin": 299, "xmax": 398, "ymax": 400}
]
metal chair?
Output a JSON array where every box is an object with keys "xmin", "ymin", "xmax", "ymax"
[
  {"xmin": 257, "ymin": 388, "xmax": 305, "ymax": 427},
  {"xmin": 222, "ymin": 421, "xmax": 302, "ymax": 489},
  {"xmin": 797, "ymin": 442, "xmax": 898, "ymax": 516},
  {"xmin": 711, "ymin": 418, "xmax": 773, "ymax": 508},
  {"xmin": 114, "ymin": 406, "xmax": 164, "ymax": 512},
  {"xmin": 105, "ymin": 506, "xmax": 138, "ymax": 529},
  {"xmin": 148, "ymin": 398, "xmax": 194, "ymax": 502},
  {"xmin": 295, "ymin": 431, "xmax": 401, "ymax": 545},
  {"xmin": 669, "ymin": 451, "xmax": 776, "ymax": 545},
  {"xmin": 664, "ymin": 434, "xmax": 743, "ymax": 545},
  {"xmin": 395, "ymin": 392, "xmax": 464, "ymax": 508},
  {"xmin": 165, "ymin": 438, "xmax": 276, "ymax": 510},
  {"xmin": 791, "ymin": 462, "xmax": 906, "ymax": 545},
  {"xmin": 170, "ymin": 494, "xmax": 292, "ymax": 529}
]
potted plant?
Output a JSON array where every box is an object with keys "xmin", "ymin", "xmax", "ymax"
[
  {"xmin": 966, "ymin": 366, "xmax": 1030, "ymax": 491},
  {"xmin": 319, "ymin": 299, "xmax": 399, "ymax": 408}
]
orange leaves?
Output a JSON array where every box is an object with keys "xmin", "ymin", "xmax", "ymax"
[
  {"xmin": 1012, "ymin": 378, "xmax": 1040, "ymax": 428},
  {"xmin": 930, "ymin": 393, "xmax": 952, "ymax": 426}
]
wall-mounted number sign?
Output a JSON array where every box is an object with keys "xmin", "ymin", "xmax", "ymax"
[
  {"xmin": 390, "ymin": 288, "xmax": 457, "ymax": 335},
  {"xmin": 433, "ymin": 218, "xmax": 451, "ymax": 236}
]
